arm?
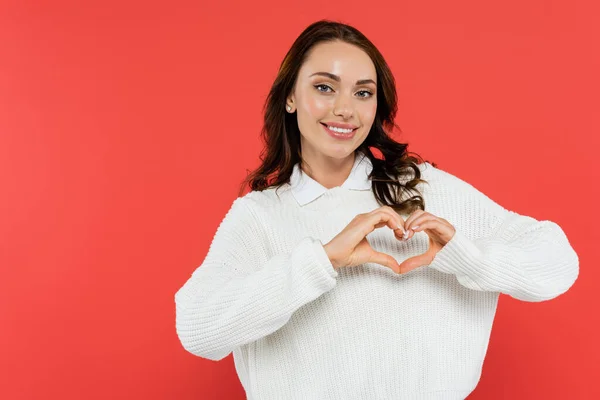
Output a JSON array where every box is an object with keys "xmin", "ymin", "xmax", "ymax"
[
  {"xmin": 174, "ymin": 197, "xmax": 337, "ymax": 361},
  {"xmin": 424, "ymin": 164, "xmax": 579, "ymax": 302}
]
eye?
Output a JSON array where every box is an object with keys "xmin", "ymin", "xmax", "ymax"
[
  {"xmin": 314, "ymin": 84, "xmax": 333, "ymax": 93},
  {"xmin": 314, "ymin": 84, "xmax": 374, "ymax": 99}
]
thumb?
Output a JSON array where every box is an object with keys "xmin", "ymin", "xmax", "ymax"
[
  {"xmin": 371, "ymin": 251, "xmax": 400, "ymax": 274},
  {"xmin": 398, "ymin": 253, "xmax": 432, "ymax": 274}
]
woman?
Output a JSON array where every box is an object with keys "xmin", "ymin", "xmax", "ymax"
[{"xmin": 174, "ymin": 20, "xmax": 579, "ymax": 399}]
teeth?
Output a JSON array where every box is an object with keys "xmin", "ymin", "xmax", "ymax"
[{"xmin": 327, "ymin": 125, "xmax": 354, "ymax": 133}]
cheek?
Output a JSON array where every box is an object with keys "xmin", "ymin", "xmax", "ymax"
[
  {"xmin": 360, "ymin": 101, "xmax": 377, "ymax": 123},
  {"xmin": 303, "ymin": 95, "xmax": 329, "ymax": 117}
]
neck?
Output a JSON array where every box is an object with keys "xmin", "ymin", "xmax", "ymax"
[{"xmin": 300, "ymin": 151, "xmax": 356, "ymax": 189}]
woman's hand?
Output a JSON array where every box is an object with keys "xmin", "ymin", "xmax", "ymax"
[
  {"xmin": 398, "ymin": 209, "xmax": 456, "ymax": 274},
  {"xmin": 323, "ymin": 206, "xmax": 408, "ymax": 274},
  {"xmin": 323, "ymin": 207, "xmax": 456, "ymax": 274}
]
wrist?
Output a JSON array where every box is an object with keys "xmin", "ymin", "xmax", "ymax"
[{"xmin": 323, "ymin": 243, "xmax": 340, "ymax": 269}]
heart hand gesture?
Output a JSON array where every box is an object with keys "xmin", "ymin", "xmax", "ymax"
[
  {"xmin": 399, "ymin": 209, "xmax": 456, "ymax": 274},
  {"xmin": 323, "ymin": 206, "xmax": 456, "ymax": 274}
]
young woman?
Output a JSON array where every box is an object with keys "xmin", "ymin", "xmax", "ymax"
[{"xmin": 175, "ymin": 20, "xmax": 579, "ymax": 400}]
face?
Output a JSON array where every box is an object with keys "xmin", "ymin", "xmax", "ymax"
[{"xmin": 286, "ymin": 40, "xmax": 378, "ymax": 162}]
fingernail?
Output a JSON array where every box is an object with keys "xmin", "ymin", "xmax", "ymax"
[{"xmin": 402, "ymin": 230, "xmax": 409, "ymax": 241}]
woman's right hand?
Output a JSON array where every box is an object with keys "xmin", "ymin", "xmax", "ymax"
[{"xmin": 323, "ymin": 206, "xmax": 409, "ymax": 274}]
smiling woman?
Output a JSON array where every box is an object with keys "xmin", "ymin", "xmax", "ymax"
[
  {"xmin": 241, "ymin": 20, "xmax": 435, "ymax": 213},
  {"xmin": 174, "ymin": 19, "xmax": 579, "ymax": 400}
]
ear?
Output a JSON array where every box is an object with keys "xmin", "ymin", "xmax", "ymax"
[
  {"xmin": 285, "ymin": 96, "xmax": 296, "ymax": 113},
  {"xmin": 287, "ymin": 94, "xmax": 295, "ymax": 107}
]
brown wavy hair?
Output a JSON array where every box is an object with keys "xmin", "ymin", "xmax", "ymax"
[{"xmin": 238, "ymin": 19, "xmax": 438, "ymax": 215}]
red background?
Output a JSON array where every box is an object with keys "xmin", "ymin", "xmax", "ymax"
[{"xmin": 1, "ymin": 0, "xmax": 598, "ymax": 399}]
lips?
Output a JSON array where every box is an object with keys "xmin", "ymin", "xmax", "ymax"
[
  {"xmin": 320, "ymin": 122, "xmax": 357, "ymax": 132},
  {"xmin": 321, "ymin": 122, "xmax": 357, "ymax": 140},
  {"xmin": 321, "ymin": 122, "xmax": 358, "ymax": 130}
]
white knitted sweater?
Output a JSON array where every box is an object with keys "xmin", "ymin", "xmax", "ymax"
[{"xmin": 174, "ymin": 157, "xmax": 579, "ymax": 400}]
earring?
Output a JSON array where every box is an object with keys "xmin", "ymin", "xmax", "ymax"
[{"xmin": 286, "ymin": 105, "xmax": 292, "ymax": 112}]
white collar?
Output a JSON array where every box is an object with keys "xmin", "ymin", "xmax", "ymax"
[{"xmin": 289, "ymin": 152, "xmax": 373, "ymax": 206}]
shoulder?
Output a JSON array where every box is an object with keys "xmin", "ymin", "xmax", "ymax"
[
  {"xmin": 416, "ymin": 161, "xmax": 469, "ymax": 190},
  {"xmin": 235, "ymin": 184, "xmax": 293, "ymax": 217},
  {"xmin": 417, "ymin": 162, "xmax": 491, "ymax": 199},
  {"xmin": 417, "ymin": 161, "xmax": 509, "ymax": 225}
]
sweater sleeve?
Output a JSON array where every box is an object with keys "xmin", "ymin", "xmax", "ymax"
[
  {"xmin": 174, "ymin": 197, "xmax": 338, "ymax": 361},
  {"xmin": 424, "ymin": 165, "xmax": 579, "ymax": 302}
]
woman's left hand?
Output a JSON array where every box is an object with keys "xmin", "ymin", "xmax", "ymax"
[{"xmin": 398, "ymin": 210, "xmax": 456, "ymax": 274}]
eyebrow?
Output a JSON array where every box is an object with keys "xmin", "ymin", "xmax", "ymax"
[{"xmin": 309, "ymin": 72, "xmax": 376, "ymax": 86}]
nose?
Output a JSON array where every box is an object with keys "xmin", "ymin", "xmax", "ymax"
[{"xmin": 333, "ymin": 95, "xmax": 353, "ymax": 119}]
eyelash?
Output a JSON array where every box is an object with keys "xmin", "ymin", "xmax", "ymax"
[{"xmin": 314, "ymin": 84, "xmax": 374, "ymax": 99}]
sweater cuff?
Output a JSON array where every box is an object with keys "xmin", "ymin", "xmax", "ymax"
[
  {"xmin": 311, "ymin": 238, "xmax": 339, "ymax": 279},
  {"xmin": 427, "ymin": 229, "xmax": 485, "ymax": 280}
]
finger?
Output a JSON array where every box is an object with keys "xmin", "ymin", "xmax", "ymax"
[
  {"xmin": 405, "ymin": 214, "xmax": 433, "ymax": 239},
  {"xmin": 438, "ymin": 217, "xmax": 450, "ymax": 224},
  {"xmin": 408, "ymin": 214, "xmax": 450, "ymax": 232},
  {"xmin": 371, "ymin": 251, "xmax": 400, "ymax": 274},
  {"xmin": 406, "ymin": 214, "xmax": 441, "ymax": 239},
  {"xmin": 370, "ymin": 207, "xmax": 404, "ymax": 234},
  {"xmin": 411, "ymin": 220, "xmax": 442, "ymax": 232},
  {"xmin": 398, "ymin": 254, "xmax": 429, "ymax": 274},
  {"xmin": 404, "ymin": 210, "xmax": 426, "ymax": 232},
  {"xmin": 371, "ymin": 207, "xmax": 406, "ymax": 234},
  {"xmin": 399, "ymin": 243, "xmax": 436, "ymax": 273},
  {"xmin": 369, "ymin": 206, "xmax": 404, "ymax": 229},
  {"xmin": 366, "ymin": 211, "xmax": 399, "ymax": 235}
]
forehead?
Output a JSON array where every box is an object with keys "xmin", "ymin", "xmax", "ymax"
[{"xmin": 300, "ymin": 41, "xmax": 376, "ymax": 81}]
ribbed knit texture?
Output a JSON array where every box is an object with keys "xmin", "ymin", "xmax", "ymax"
[{"xmin": 174, "ymin": 162, "xmax": 579, "ymax": 400}]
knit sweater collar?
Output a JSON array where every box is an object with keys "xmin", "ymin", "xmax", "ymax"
[{"xmin": 289, "ymin": 151, "xmax": 373, "ymax": 206}]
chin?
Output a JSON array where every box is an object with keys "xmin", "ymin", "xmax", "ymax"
[{"xmin": 325, "ymin": 145, "xmax": 359, "ymax": 158}]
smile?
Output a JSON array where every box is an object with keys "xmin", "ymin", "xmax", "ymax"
[{"xmin": 321, "ymin": 123, "xmax": 357, "ymax": 140}]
